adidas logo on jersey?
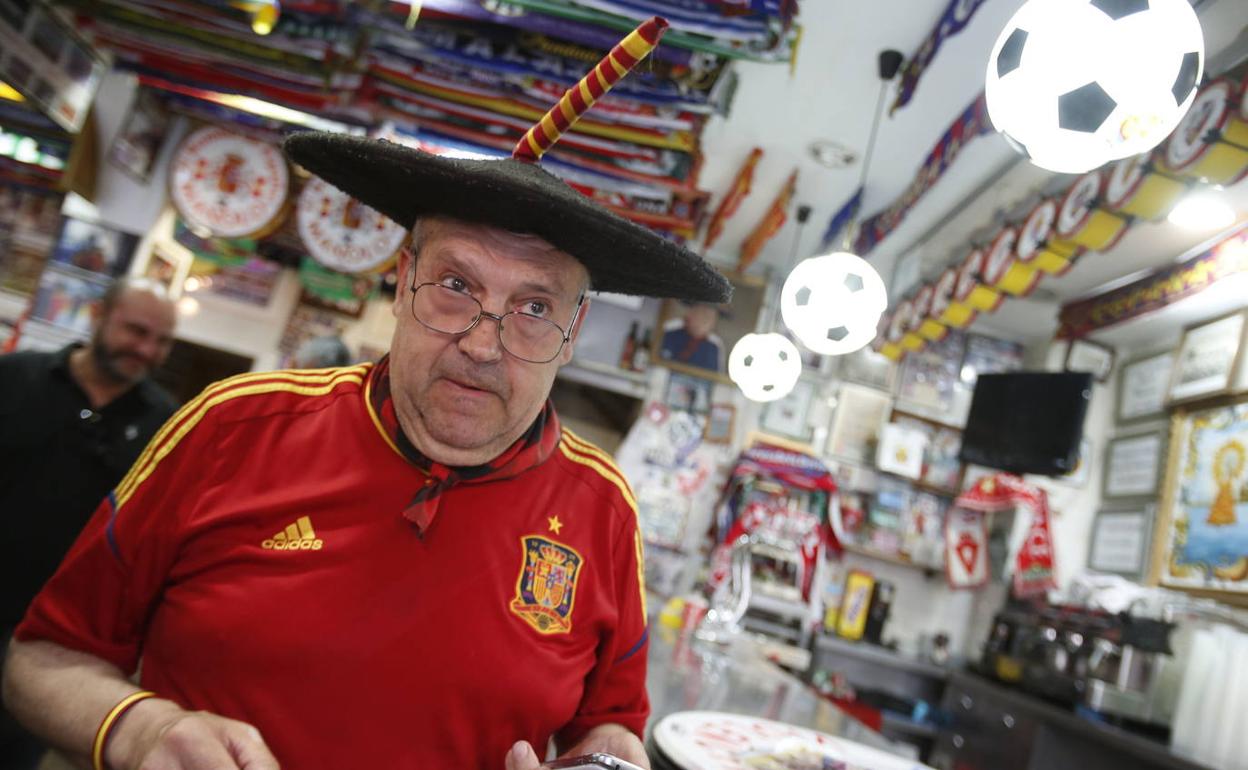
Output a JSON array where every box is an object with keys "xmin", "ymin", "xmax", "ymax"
[{"xmin": 262, "ymin": 515, "xmax": 323, "ymax": 551}]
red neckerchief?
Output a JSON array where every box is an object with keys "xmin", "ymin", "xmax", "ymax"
[{"xmin": 368, "ymin": 355, "xmax": 561, "ymax": 536}]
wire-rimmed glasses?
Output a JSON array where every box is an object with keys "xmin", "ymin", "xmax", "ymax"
[{"xmin": 409, "ymin": 280, "xmax": 585, "ymax": 364}]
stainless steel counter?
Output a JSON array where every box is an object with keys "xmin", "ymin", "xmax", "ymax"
[{"xmin": 644, "ymin": 626, "xmax": 909, "ymax": 756}]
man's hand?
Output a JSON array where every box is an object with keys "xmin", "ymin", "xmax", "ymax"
[
  {"xmin": 504, "ymin": 724, "xmax": 649, "ymax": 770},
  {"xmin": 106, "ymin": 698, "xmax": 279, "ymax": 770}
]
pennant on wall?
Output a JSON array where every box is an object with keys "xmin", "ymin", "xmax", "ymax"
[
  {"xmin": 704, "ymin": 147, "xmax": 764, "ymax": 250},
  {"xmin": 891, "ymin": 0, "xmax": 989, "ymax": 114},
  {"xmin": 855, "ymin": 93, "xmax": 993, "ymax": 255},
  {"xmin": 1057, "ymin": 225, "xmax": 1248, "ymax": 339},
  {"xmin": 738, "ymin": 168, "xmax": 797, "ymax": 271},
  {"xmin": 818, "ymin": 186, "xmax": 862, "ymax": 254}
]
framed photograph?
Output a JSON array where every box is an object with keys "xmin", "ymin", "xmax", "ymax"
[
  {"xmin": 109, "ymin": 87, "xmax": 169, "ymax": 182},
  {"xmin": 826, "ymin": 384, "xmax": 892, "ymax": 464},
  {"xmin": 1118, "ymin": 351, "xmax": 1175, "ymax": 424},
  {"xmin": 1153, "ymin": 399, "xmax": 1248, "ymax": 598},
  {"xmin": 1090, "ymin": 507, "xmax": 1155, "ymax": 579},
  {"xmin": 1065, "ymin": 338, "xmax": 1116, "ymax": 383},
  {"xmin": 891, "ymin": 412, "xmax": 963, "ymax": 491},
  {"xmin": 663, "ymin": 371, "xmax": 713, "ymax": 415},
  {"xmin": 652, "ymin": 270, "xmax": 765, "ymax": 384},
  {"xmin": 132, "ymin": 243, "xmax": 191, "ymax": 299},
  {"xmin": 1104, "ymin": 431, "xmax": 1166, "ymax": 498},
  {"xmin": 1168, "ymin": 311, "xmax": 1246, "ymax": 405},
  {"xmin": 28, "ymin": 266, "xmax": 110, "ymax": 335},
  {"xmin": 759, "ymin": 379, "xmax": 815, "ymax": 441},
  {"xmin": 837, "ymin": 345, "xmax": 897, "ymax": 392},
  {"xmin": 49, "ymin": 217, "xmax": 138, "ymax": 277},
  {"xmin": 704, "ymin": 403, "xmax": 736, "ymax": 444}
]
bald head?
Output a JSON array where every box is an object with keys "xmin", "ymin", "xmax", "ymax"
[{"xmin": 90, "ymin": 277, "xmax": 178, "ymax": 385}]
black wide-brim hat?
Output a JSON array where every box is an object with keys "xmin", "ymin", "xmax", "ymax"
[{"xmin": 283, "ymin": 132, "xmax": 732, "ymax": 303}]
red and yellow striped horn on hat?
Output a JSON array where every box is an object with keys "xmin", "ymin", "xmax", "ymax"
[{"xmin": 512, "ymin": 16, "xmax": 669, "ymax": 162}]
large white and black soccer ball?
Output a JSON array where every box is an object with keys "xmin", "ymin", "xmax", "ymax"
[
  {"xmin": 779, "ymin": 252, "xmax": 888, "ymax": 357},
  {"xmin": 728, "ymin": 333, "xmax": 802, "ymax": 403},
  {"xmin": 986, "ymin": 0, "xmax": 1204, "ymax": 174}
]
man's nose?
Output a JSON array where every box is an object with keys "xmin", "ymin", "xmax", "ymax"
[{"xmin": 457, "ymin": 313, "xmax": 505, "ymax": 363}]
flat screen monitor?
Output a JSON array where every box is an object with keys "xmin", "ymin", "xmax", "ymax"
[{"xmin": 958, "ymin": 371, "xmax": 1092, "ymax": 476}]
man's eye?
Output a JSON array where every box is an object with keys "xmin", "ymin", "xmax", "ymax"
[
  {"xmin": 440, "ymin": 276, "xmax": 468, "ymax": 292},
  {"xmin": 524, "ymin": 300, "xmax": 549, "ymax": 317}
]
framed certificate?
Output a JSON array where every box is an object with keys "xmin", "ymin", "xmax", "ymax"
[
  {"xmin": 759, "ymin": 379, "xmax": 815, "ymax": 441},
  {"xmin": 826, "ymin": 384, "xmax": 891, "ymax": 464},
  {"xmin": 1118, "ymin": 351, "xmax": 1175, "ymax": 424},
  {"xmin": 1104, "ymin": 431, "xmax": 1166, "ymax": 498},
  {"xmin": 1065, "ymin": 338, "xmax": 1116, "ymax": 383},
  {"xmin": 1089, "ymin": 507, "xmax": 1154, "ymax": 578},
  {"xmin": 1168, "ymin": 311, "xmax": 1246, "ymax": 405}
]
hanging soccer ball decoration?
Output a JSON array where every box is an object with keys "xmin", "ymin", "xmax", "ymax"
[
  {"xmin": 780, "ymin": 252, "xmax": 888, "ymax": 356},
  {"xmin": 985, "ymin": 0, "xmax": 1204, "ymax": 174},
  {"xmin": 728, "ymin": 333, "xmax": 802, "ymax": 403}
]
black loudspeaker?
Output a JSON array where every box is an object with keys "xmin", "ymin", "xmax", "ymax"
[{"xmin": 878, "ymin": 49, "xmax": 904, "ymax": 80}]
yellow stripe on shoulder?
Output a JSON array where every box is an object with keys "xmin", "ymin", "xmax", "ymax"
[
  {"xmin": 560, "ymin": 428, "xmax": 630, "ymax": 484},
  {"xmin": 114, "ymin": 367, "xmax": 367, "ymax": 510},
  {"xmin": 115, "ymin": 366, "xmax": 368, "ymax": 502},
  {"xmin": 557, "ymin": 439, "xmax": 637, "ymax": 514}
]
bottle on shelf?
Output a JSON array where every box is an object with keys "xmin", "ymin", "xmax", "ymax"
[
  {"xmin": 632, "ymin": 328, "xmax": 651, "ymax": 372},
  {"xmin": 619, "ymin": 321, "xmax": 639, "ymax": 370}
]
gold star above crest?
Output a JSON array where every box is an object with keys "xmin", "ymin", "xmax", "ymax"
[{"xmin": 547, "ymin": 515, "xmax": 564, "ymax": 535}]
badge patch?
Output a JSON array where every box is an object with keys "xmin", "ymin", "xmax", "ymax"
[{"xmin": 510, "ymin": 535, "xmax": 583, "ymax": 635}]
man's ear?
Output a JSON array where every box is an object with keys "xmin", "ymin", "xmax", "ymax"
[
  {"xmin": 392, "ymin": 248, "xmax": 413, "ymax": 319},
  {"xmin": 559, "ymin": 296, "xmax": 591, "ymax": 365}
]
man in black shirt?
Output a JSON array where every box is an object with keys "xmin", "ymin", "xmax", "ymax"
[{"xmin": 0, "ymin": 277, "xmax": 178, "ymax": 766}]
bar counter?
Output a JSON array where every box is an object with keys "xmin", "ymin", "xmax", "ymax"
[{"xmin": 644, "ymin": 626, "xmax": 917, "ymax": 767}]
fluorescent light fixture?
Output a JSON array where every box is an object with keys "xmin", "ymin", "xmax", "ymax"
[{"xmin": 1168, "ymin": 193, "xmax": 1236, "ymax": 231}]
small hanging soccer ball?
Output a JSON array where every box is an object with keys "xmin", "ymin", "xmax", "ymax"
[
  {"xmin": 780, "ymin": 252, "xmax": 888, "ymax": 356},
  {"xmin": 728, "ymin": 333, "xmax": 802, "ymax": 403},
  {"xmin": 985, "ymin": 0, "xmax": 1204, "ymax": 174}
]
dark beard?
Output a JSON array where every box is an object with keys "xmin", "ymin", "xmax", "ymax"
[{"xmin": 90, "ymin": 335, "xmax": 144, "ymax": 385}]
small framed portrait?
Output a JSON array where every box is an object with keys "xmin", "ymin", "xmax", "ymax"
[
  {"xmin": 1065, "ymin": 338, "xmax": 1116, "ymax": 384},
  {"xmin": 704, "ymin": 403, "xmax": 736, "ymax": 444},
  {"xmin": 132, "ymin": 243, "xmax": 192, "ymax": 299},
  {"xmin": 49, "ymin": 217, "xmax": 138, "ymax": 277},
  {"xmin": 663, "ymin": 371, "xmax": 713, "ymax": 415},
  {"xmin": 652, "ymin": 270, "xmax": 765, "ymax": 384},
  {"xmin": 1168, "ymin": 311, "xmax": 1246, "ymax": 405},
  {"xmin": 110, "ymin": 88, "xmax": 170, "ymax": 182}
]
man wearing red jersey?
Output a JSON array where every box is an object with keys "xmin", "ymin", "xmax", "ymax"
[{"xmin": 2, "ymin": 125, "xmax": 731, "ymax": 770}]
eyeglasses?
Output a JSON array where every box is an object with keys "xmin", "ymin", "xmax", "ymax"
[{"xmin": 409, "ymin": 280, "xmax": 585, "ymax": 364}]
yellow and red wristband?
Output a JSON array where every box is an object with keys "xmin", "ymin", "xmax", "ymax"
[{"xmin": 92, "ymin": 690, "xmax": 157, "ymax": 770}]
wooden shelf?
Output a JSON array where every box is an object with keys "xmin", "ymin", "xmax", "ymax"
[
  {"xmin": 877, "ymin": 469, "xmax": 962, "ymax": 499},
  {"xmin": 815, "ymin": 633, "xmax": 950, "ymax": 681},
  {"xmin": 841, "ymin": 543, "xmax": 942, "ymax": 576}
]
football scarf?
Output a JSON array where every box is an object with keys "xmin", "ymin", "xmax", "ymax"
[{"xmin": 368, "ymin": 355, "xmax": 562, "ymax": 535}]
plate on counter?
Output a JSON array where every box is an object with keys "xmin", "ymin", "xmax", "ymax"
[{"xmin": 650, "ymin": 711, "xmax": 931, "ymax": 770}]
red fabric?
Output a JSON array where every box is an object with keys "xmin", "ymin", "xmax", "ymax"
[
  {"xmin": 17, "ymin": 364, "xmax": 649, "ymax": 769},
  {"xmin": 951, "ymin": 473, "xmax": 1056, "ymax": 596}
]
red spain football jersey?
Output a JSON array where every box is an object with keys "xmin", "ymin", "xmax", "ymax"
[{"xmin": 17, "ymin": 365, "xmax": 650, "ymax": 768}]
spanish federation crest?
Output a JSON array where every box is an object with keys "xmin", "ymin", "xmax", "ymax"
[{"xmin": 511, "ymin": 535, "xmax": 583, "ymax": 635}]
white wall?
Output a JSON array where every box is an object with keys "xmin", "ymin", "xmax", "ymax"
[{"xmin": 84, "ymin": 71, "xmax": 188, "ymax": 237}]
